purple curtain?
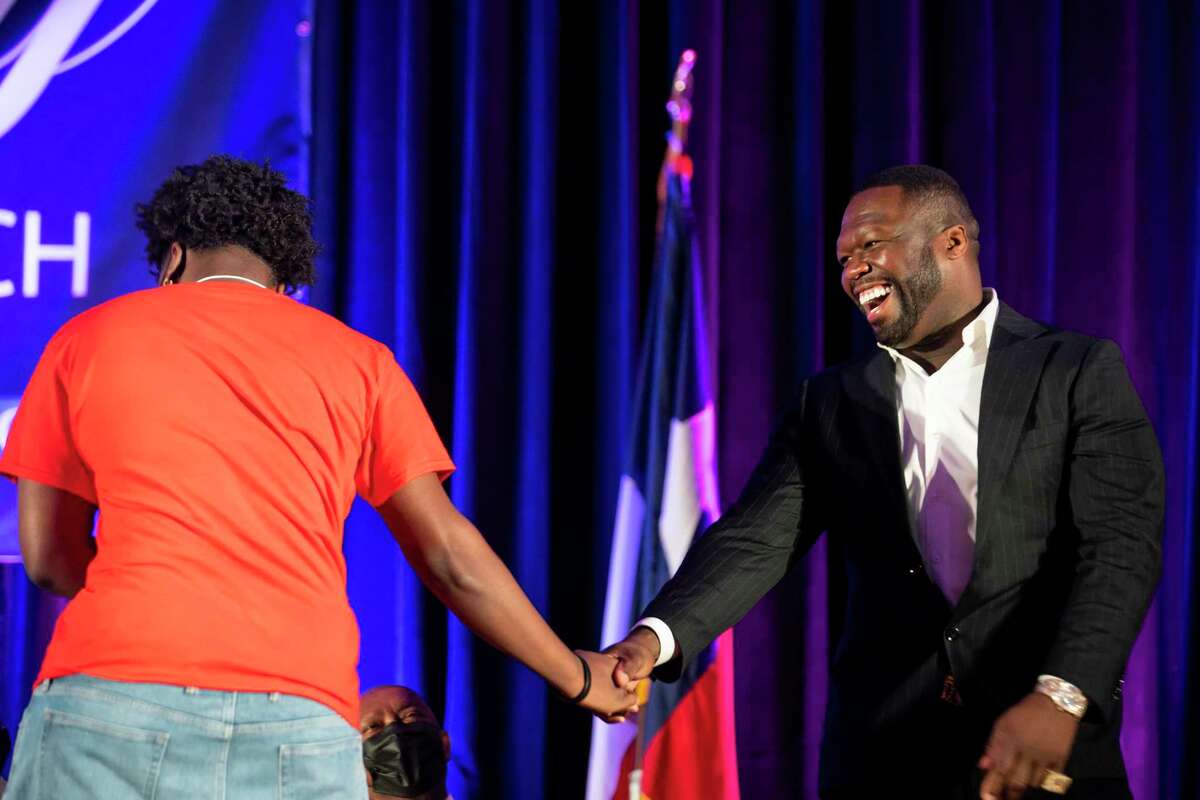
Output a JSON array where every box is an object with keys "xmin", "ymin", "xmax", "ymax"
[{"xmin": 683, "ymin": 2, "xmax": 1200, "ymax": 797}]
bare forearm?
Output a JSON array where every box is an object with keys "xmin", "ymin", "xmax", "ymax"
[
  {"xmin": 377, "ymin": 475, "xmax": 639, "ymax": 718},
  {"xmin": 404, "ymin": 516, "xmax": 581, "ymax": 696}
]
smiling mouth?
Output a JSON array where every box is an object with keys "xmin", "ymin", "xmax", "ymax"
[{"xmin": 856, "ymin": 283, "xmax": 894, "ymax": 323}]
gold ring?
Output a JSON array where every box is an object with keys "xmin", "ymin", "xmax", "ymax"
[{"xmin": 1038, "ymin": 768, "xmax": 1073, "ymax": 794}]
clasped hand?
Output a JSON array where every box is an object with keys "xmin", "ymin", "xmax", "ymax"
[
  {"xmin": 573, "ymin": 628, "xmax": 662, "ymax": 724},
  {"xmin": 573, "ymin": 650, "xmax": 641, "ymax": 722}
]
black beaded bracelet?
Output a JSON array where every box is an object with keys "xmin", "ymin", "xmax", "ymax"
[{"xmin": 566, "ymin": 652, "xmax": 591, "ymax": 704}]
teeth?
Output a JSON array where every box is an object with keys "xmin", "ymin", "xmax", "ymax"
[{"xmin": 858, "ymin": 285, "xmax": 892, "ymax": 306}]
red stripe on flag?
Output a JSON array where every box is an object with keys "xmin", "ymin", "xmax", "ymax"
[{"xmin": 612, "ymin": 629, "xmax": 739, "ymax": 800}]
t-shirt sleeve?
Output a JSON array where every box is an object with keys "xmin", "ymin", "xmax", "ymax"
[
  {"xmin": 0, "ymin": 332, "xmax": 98, "ymax": 505},
  {"xmin": 354, "ymin": 349, "xmax": 455, "ymax": 507}
]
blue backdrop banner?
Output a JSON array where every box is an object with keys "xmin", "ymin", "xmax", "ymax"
[{"xmin": 0, "ymin": 0, "xmax": 309, "ymax": 560}]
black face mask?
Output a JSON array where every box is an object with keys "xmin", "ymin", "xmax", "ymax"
[{"xmin": 362, "ymin": 721, "xmax": 446, "ymax": 798}]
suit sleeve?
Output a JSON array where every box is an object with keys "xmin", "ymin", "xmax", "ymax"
[
  {"xmin": 642, "ymin": 382, "xmax": 824, "ymax": 681},
  {"xmin": 1041, "ymin": 339, "xmax": 1164, "ymax": 721}
]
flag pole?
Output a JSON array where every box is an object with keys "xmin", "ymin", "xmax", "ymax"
[
  {"xmin": 655, "ymin": 49, "xmax": 696, "ymax": 237},
  {"xmin": 630, "ymin": 47, "xmax": 697, "ymax": 800},
  {"xmin": 629, "ymin": 678, "xmax": 651, "ymax": 799}
]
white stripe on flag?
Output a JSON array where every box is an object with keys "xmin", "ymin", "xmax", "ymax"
[
  {"xmin": 586, "ymin": 476, "xmax": 645, "ymax": 800},
  {"xmin": 659, "ymin": 414, "xmax": 701, "ymax": 575},
  {"xmin": 690, "ymin": 403, "xmax": 722, "ymax": 523},
  {"xmin": 659, "ymin": 403, "xmax": 720, "ymax": 574}
]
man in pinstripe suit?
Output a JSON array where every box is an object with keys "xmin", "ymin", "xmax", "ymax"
[{"xmin": 605, "ymin": 166, "xmax": 1163, "ymax": 799}]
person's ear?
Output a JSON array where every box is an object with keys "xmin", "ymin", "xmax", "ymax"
[
  {"xmin": 441, "ymin": 730, "xmax": 451, "ymax": 763},
  {"xmin": 160, "ymin": 242, "xmax": 185, "ymax": 285},
  {"xmin": 941, "ymin": 224, "xmax": 969, "ymax": 261}
]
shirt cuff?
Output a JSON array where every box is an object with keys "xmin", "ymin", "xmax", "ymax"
[{"xmin": 632, "ymin": 617, "xmax": 676, "ymax": 667}]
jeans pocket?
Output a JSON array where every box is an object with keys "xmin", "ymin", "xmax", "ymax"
[
  {"xmin": 39, "ymin": 709, "xmax": 169, "ymax": 800},
  {"xmin": 279, "ymin": 734, "xmax": 365, "ymax": 800}
]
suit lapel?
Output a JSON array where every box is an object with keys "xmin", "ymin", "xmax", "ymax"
[{"xmin": 958, "ymin": 303, "xmax": 1053, "ymax": 613}]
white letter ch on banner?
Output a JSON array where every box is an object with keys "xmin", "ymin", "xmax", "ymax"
[{"xmin": 0, "ymin": 210, "xmax": 91, "ymax": 299}]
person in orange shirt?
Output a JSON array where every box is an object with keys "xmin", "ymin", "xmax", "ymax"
[{"xmin": 0, "ymin": 156, "xmax": 634, "ymax": 800}]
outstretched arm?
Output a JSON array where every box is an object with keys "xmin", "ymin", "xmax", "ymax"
[
  {"xmin": 376, "ymin": 474, "xmax": 636, "ymax": 720},
  {"xmin": 608, "ymin": 385, "xmax": 821, "ymax": 684}
]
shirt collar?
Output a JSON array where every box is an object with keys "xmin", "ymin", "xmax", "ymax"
[{"xmin": 876, "ymin": 288, "xmax": 1000, "ymax": 365}]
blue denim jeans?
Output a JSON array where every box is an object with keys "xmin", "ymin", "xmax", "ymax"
[{"xmin": 4, "ymin": 674, "xmax": 367, "ymax": 800}]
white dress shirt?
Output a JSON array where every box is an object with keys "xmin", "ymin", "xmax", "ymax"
[{"xmin": 884, "ymin": 288, "xmax": 999, "ymax": 604}]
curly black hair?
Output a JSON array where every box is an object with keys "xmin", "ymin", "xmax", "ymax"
[{"xmin": 135, "ymin": 155, "xmax": 317, "ymax": 293}]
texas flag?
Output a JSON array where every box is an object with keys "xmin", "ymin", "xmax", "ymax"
[{"xmin": 585, "ymin": 169, "xmax": 739, "ymax": 800}]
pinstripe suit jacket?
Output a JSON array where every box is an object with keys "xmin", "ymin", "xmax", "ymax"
[{"xmin": 643, "ymin": 303, "xmax": 1164, "ymax": 791}]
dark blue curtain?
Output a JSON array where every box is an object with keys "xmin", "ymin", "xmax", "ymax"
[
  {"xmin": 3, "ymin": 2, "xmax": 1197, "ymax": 798},
  {"xmin": 309, "ymin": 2, "xmax": 642, "ymax": 796}
]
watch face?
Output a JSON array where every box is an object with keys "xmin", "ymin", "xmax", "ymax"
[{"xmin": 1037, "ymin": 677, "xmax": 1087, "ymax": 718}]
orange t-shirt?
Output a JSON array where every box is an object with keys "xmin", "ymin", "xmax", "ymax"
[{"xmin": 0, "ymin": 282, "xmax": 454, "ymax": 726}]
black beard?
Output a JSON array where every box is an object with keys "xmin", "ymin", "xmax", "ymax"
[{"xmin": 873, "ymin": 241, "xmax": 942, "ymax": 346}]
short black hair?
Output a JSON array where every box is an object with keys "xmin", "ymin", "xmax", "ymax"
[
  {"xmin": 856, "ymin": 164, "xmax": 980, "ymax": 247},
  {"xmin": 135, "ymin": 155, "xmax": 317, "ymax": 293}
]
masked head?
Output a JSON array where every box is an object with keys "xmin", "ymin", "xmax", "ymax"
[{"xmin": 360, "ymin": 686, "xmax": 450, "ymax": 800}]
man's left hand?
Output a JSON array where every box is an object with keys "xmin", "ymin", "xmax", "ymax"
[{"xmin": 979, "ymin": 692, "xmax": 1079, "ymax": 800}]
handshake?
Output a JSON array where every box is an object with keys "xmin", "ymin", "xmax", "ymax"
[{"xmin": 570, "ymin": 626, "xmax": 664, "ymax": 722}]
